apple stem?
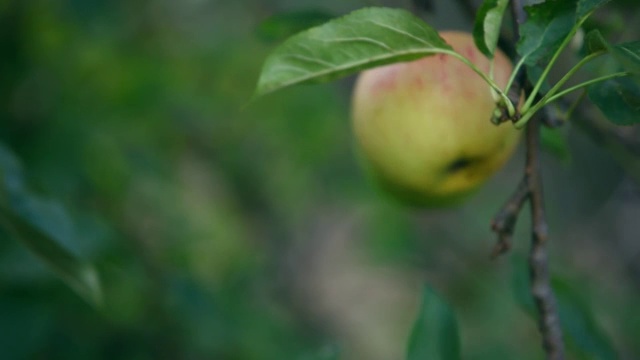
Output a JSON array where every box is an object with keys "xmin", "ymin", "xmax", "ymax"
[
  {"xmin": 448, "ymin": 51, "xmax": 515, "ymax": 116},
  {"xmin": 516, "ymin": 71, "xmax": 630, "ymax": 128},
  {"xmin": 519, "ymin": 50, "xmax": 606, "ymax": 114},
  {"xmin": 522, "ymin": 11, "xmax": 594, "ymax": 114},
  {"xmin": 540, "ymin": 71, "xmax": 630, "ymax": 108},
  {"xmin": 504, "ymin": 56, "xmax": 527, "ymax": 97}
]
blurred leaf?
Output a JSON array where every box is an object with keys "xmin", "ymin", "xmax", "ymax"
[
  {"xmin": 517, "ymin": 1, "xmax": 576, "ymax": 66},
  {"xmin": 511, "ymin": 255, "xmax": 535, "ymax": 315},
  {"xmin": 553, "ymin": 278, "xmax": 618, "ymax": 360},
  {"xmin": 0, "ymin": 298, "xmax": 52, "ymax": 360},
  {"xmin": 255, "ymin": 7, "xmax": 452, "ymax": 97},
  {"xmin": 512, "ymin": 257, "xmax": 618, "ymax": 359},
  {"xmin": 166, "ymin": 276, "xmax": 230, "ymax": 354},
  {"xmin": 610, "ymin": 41, "xmax": 640, "ymax": 75},
  {"xmin": 256, "ymin": 10, "xmax": 336, "ymax": 43},
  {"xmin": 577, "ymin": 0, "xmax": 612, "ymax": 19},
  {"xmin": 611, "ymin": 0, "xmax": 640, "ymax": 8},
  {"xmin": 583, "ymin": 29, "xmax": 609, "ymax": 54},
  {"xmin": 473, "ymin": 0, "xmax": 509, "ymax": 58},
  {"xmin": 0, "ymin": 207, "xmax": 102, "ymax": 307},
  {"xmin": 526, "ymin": 64, "xmax": 551, "ymax": 93},
  {"xmin": 0, "ymin": 144, "xmax": 102, "ymax": 306},
  {"xmin": 411, "ymin": 0, "xmax": 434, "ymax": 12},
  {"xmin": 588, "ymin": 76, "xmax": 640, "ymax": 125},
  {"xmin": 581, "ymin": 14, "xmax": 625, "ymax": 52},
  {"xmin": 541, "ymin": 126, "xmax": 571, "ymax": 162},
  {"xmin": 298, "ymin": 345, "xmax": 341, "ymax": 360},
  {"xmin": 406, "ymin": 285, "xmax": 461, "ymax": 360}
]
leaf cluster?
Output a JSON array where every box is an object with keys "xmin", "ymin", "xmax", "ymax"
[{"xmin": 255, "ymin": 0, "xmax": 640, "ymax": 127}]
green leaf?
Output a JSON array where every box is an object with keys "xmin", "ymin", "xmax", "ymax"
[
  {"xmin": 588, "ymin": 76, "xmax": 640, "ymax": 125},
  {"xmin": 0, "ymin": 145, "xmax": 103, "ymax": 306},
  {"xmin": 473, "ymin": 0, "xmax": 509, "ymax": 58},
  {"xmin": 512, "ymin": 257, "xmax": 618, "ymax": 359},
  {"xmin": 541, "ymin": 126, "xmax": 571, "ymax": 162},
  {"xmin": 610, "ymin": 41, "xmax": 640, "ymax": 75},
  {"xmin": 517, "ymin": 1, "xmax": 577, "ymax": 66},
  {"xmin": 526, "ymin": 64, "xmax": 551, "ymax": 94},
  {"xmin": 553, "ymin": 278, "xmax": 618, "ymax": 359},
  {"xmin": 255, "ymin": 10, "xmax": 335, "ymax": 43},
  {"xmin": 254, "ymin": 7, "xmax": 452, "ymax": 97},
  {"xmin": 406, "ymin": 285, "xmax": 460, "ymax": 360},
  {"xmin": 511, "ymin": 255, "xmax": 535, "ymax": 315},
  {"xmin": 0, "ymin": 207, "xmax": 102, "ymax": 306},
  {"xmin": 411, "ymin": 0, "xmax": 434, "ymax": 12},
  {"xmin": 577, "ymin": 0, "xmax": 612, "ymax": 19},
  {"xmin": 299, "ymin": 345, "xmax": 340, "ymax": 360},
  {"xmin": 583, "ymin": 29, "xmax": 609, "ymax": 54}
]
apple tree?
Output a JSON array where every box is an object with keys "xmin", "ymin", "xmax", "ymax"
[{"xmin": 254, "ymin": 1, "xmax": 640, "ymax": 359}]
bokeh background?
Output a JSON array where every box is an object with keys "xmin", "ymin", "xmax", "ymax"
[{"xmin": 1, "ymin": 0, "xmax": 639, "ymax": 359}]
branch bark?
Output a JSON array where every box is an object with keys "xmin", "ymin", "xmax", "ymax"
[
  {"xmin": 491, "ymin": 115, "xmax": 565, "ymax": 360},
  {"xmin": 525, "ymin": 117, "xmax": 564, "ymax": 360},
  {"xmin": 490, "ymin": 1, "xmax": 566, "ymax": 359}
]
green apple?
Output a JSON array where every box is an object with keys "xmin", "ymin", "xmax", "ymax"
[{"xmin": 352, "ymin": 31, "xmax": 520, "ymax": 207}]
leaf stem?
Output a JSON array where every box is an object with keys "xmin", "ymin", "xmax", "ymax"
[
  {"xmin": 449, "ymin": 51, "xmax": 515, "ymax": 116},
  {"xmin": 512, "ymin": 50, "xmax": 605, "ymax": 127},
  {"xmin": 563, "ymin": 89, "xmax": 586, "ymax": 121},
  {"xmin": 541, "ymin": 71, "xmax": 630, "ymax": 106},
  {"xmin": 544, "ymin": 50, "xmax": 605, "ymax": 99},
  {"xmin": 521, "ymin": 12, "xmax": 594, "ymax": 114},
  {"xmin": 505, "ymin": 56, "xmax": 527, "ymax": 96},
  {"xmin": 515, "ymin": 71, "xmax": 630, "ymax": 128}
]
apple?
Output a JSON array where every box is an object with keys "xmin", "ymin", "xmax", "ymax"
[{"xmin": 351, "ymin": 31, "xmax": 520, "ymax": 207}]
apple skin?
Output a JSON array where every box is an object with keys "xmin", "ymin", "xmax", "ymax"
[{"xmin": 351, "ymin": 31, "xmax": 520, "ymax": 207}]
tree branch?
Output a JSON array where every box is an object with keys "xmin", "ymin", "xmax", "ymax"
[
  {"xmin": 525, "ymin": 116, "xmax": 565, "ymax": 360},
  {"xmin": 489, "ymin": 1, "xmax": 566, "ymax": 359},
  {"xmin": 490, "ymin": 179, "xmax": 527, "ymax": 257}
]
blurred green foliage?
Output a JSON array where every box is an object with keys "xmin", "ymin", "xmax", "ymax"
[{"xmin": 0, "ymin": 0, "xmax": 639, "ymax": 359}]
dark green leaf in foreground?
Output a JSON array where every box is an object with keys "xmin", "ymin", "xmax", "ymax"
[
  {"xmin": 577, "ymin": 0, "xmax": 612, "ymax": 19},
  {"xmin": 407, "ymin": 285, "xmax": 460, "ymax": 360},
  {"xmin": 0, "ymin": 145, "xmax": 102, "ymax": 306},
  {"xmin": 473, "ymin": 0, "xmax": 509, "ymax": 58},
  {"xmin": 517, "ymin": 1, "xmax": 576, "ymax": 66},
  {"xmin": 588, "ymin": 76, "xmax": 640, "ymax": 125},
  {"xmin": 610, "ymin": 41, "xmax": 640, "ymax": 75},
  {"xmin": 255, "ymin": 7, "xmax": 452, "ymax": 97},
  {"xmin": 0, "ymin": 207, "xmax": 102, "ymax": 306},
  {"xmin": 255, "ymin": 10, "xmax": 335, "ymax": 43}
]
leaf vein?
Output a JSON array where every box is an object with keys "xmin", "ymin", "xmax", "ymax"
[
  {"xmin": 365, "ymin": 19, "xmax": 432, "ymax": 46},
  {"xmin": 282, "ymin": 54, "xmax": 336, "ymax": 68},
  {"xmin": 322, "ymin": 37, "xmax": 392, "ymax": 50},
  {"xmin": 263, "ymin": 49, "xmax": 444, "ymax": 94}
]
